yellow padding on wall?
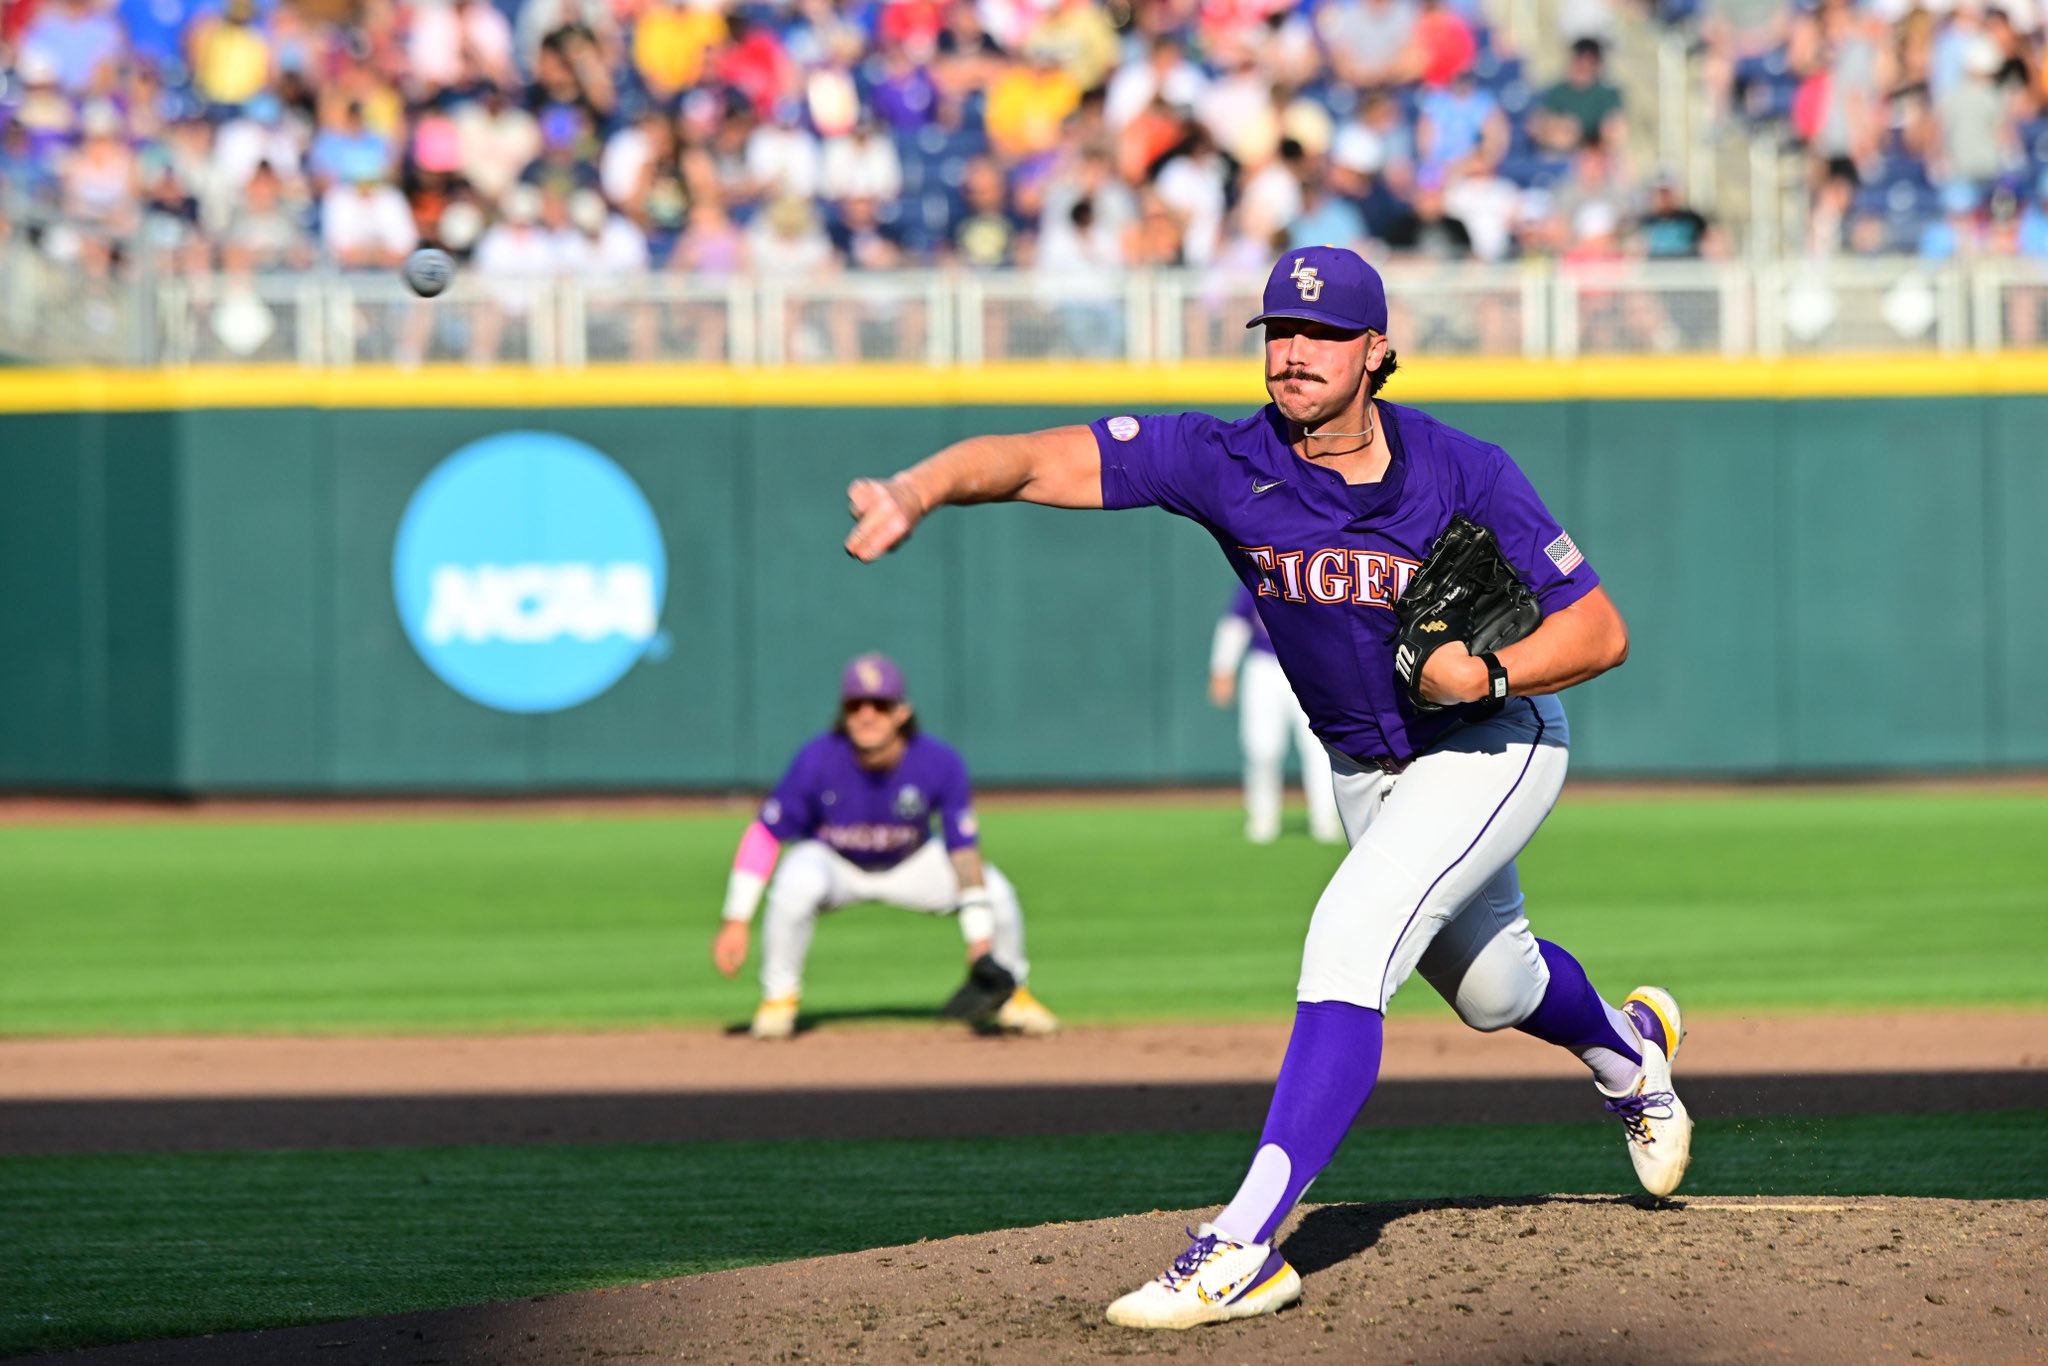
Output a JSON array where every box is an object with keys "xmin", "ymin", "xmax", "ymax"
[{"xmin": 0, "ymin": 354, "xmax": 2045, "ymax": 413}]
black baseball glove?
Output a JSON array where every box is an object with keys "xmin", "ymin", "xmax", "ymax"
[
  {"xmin": 939, "ymin": 953, "xmax": 1017, "ymax": 1023},
  {"xmin": 1393, "ymin": 515, "xmax": 1542, "ymax": 712}
]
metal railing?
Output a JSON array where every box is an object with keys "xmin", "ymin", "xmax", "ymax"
[{"xmin": 5, "ymin": 246, "xmax": 2047, "ymax": 369}]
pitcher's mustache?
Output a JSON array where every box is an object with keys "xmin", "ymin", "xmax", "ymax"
[{"xmin": 1272, "ymin": 369, "xmax": 1324, "ymax": 383}]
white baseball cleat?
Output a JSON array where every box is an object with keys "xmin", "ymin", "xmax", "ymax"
[
  {"xmin": 749, "ymin": 994, "xmax": 799, "ymax": 1040},
  {"xmin": 993, "ymin": 986, "xmax": 1061, "ymax": 1036},
  {"xmin": 1601, "ymin": 985, "xmax": 1692, "ymax": 1197},
  {"xmin": 1104, "ymin": 1223, "xmax": 1302, "ymax": 1330}
]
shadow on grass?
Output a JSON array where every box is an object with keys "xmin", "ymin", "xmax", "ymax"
[{"xmin": 721, "ymin": 1004, "xmax": 950, "ymax": 1036}]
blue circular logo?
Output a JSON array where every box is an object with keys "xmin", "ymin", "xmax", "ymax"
[{"xmin": 393, "ymin": 432, "xmax": 668, "ymax": 714}]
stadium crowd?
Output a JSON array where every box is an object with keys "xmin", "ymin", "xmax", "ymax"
[
  {"xmin": 0, "ymin": 0, "xmax": 2045, "ymax": 286},
  {"xmin": 1697, "ymin": 0, "xmax": 2048, "ymax": 257}
]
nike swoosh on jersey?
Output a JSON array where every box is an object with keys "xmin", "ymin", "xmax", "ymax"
[{"xmin": 1252, "ymin": 479, "xmax": 1286, "ymax": 494}]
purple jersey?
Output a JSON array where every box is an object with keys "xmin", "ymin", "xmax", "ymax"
[
  {"xmin": 759, "ymin": 732, "xmax": 979, "ymax": 871},
  {"xmin": 1228, "ymin": 584, "xmax": 1278, "ymax": 655},
  {"xmin": 1097, "ymin": 402, "xmax": 1598, "ymax": 761}
]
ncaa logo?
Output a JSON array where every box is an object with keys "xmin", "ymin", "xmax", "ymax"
[{"xmin": 392, "ymin": 431, "xmax": 668, "ymax": 714}]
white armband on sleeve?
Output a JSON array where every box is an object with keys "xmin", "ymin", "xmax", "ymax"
[
  {"xmin": 721, "ymin": 870, "xmax": 768, "ymax": 925},
  {"xmin": 1210, "ymin": 614, "xmax": 1252, "ymax": 677}
]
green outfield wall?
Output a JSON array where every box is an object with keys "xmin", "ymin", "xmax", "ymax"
[{"xmin": 2, "ymin": 362, "xmax": 2043, "ymax": 792}]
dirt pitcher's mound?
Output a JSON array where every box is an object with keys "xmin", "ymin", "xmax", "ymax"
[{"xmin": 25, "ymin": 1197, "xmax": 2044, "ymax": 1366}]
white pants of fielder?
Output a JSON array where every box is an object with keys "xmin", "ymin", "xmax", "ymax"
[
  {"xmin": 760, "ymin": 839, "xmax": 1030, "ymax": 1000},
  {"xmin": 1239, "ymin": 651, "xmax": 1342, "ymax": 843},
  {"xmin": 1301, "ymin": 694, "xmax": 1570, "ymax": 1024}
]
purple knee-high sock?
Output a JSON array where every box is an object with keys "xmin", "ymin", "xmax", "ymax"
[
  {"xmin": 1516, "ymin": 939, "xmax": 1644, "ymax": 1090},
  {"xmin": 1214, "ymin": 1001, "xmax": 1383, "ymax": 1245}
]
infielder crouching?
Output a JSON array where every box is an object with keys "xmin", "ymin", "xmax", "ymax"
[
  {"xmin": 712, "ymin": 653, "xmax": 1058, "ymax": 1040},
  {"xmin": 842, "ymin": 246, "xmax": 1690, "ymax": 1329},
  {"xmin": 1211, "ymin": 585, "xmax": 1343, "ymax": 844}
]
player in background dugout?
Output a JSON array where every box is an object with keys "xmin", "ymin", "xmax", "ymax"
[{"xmin": 713, "ymin": 653, "xmax": 1058, "ymax": 1040}]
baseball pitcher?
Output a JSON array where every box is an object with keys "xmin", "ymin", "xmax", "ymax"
[
  {"xmin": 842, "ymin": 247, "xmax": 1690, "ymax": 1329},
  {"xmin": 712, "ymin": 653, "xmax": 1058, "ymax": 1040},
  {"xmin": 1210, "ymin": 585, "xmax": 1343, "ymax": 845}
]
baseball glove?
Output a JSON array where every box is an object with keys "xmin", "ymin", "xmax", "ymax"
[
  {"xmin": 1393, "ymin": 515, "xmax": 1542, "ymax": 712},
  {"xmin": 939, "ymin": 953, "xmax": 1017, "ymax": 1023}
]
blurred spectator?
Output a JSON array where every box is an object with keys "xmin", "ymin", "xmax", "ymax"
[
  {"xmin": 1412, "ymin": 0, "xmax": 1477, "ymax": 88},
  {"xmin": 1443, "ymin": 163, "xmax": 1520, "ymax": 260},
  {"xmin": 631, "ymin": 0, "xmax": 725, "ymax": 105},
  {"xmin": 716, "ymin": 15, "xmax": 795, "ymax": 120},
  {"xmin": 1532, "ymin": 37, "xmax": 1625, "ymax": 156},
  {"xmin": 8, "ymin": 50, "xmax": 82, "ymax": 162},
  {"xmin": 746, "ymin": 101, "xmax": 820, "ymax": 201},
  {"xmin": 746, "ymin": 193, "xmax": 835, "ymax": 274},
  {"xmin": 952, "ymin": 156, "xmax": 1020, "ymax": 266},
  {"xmin": 1105, "ymin": 35, "xmax": 1208, "ymax": 132},
  {"xmin": 829, "ymin": 194, "xmax": 907, "ymax": 270},
  {"xmin": 309, "ymin": 100, "xmax": 392, "ymax": 193},
  {"xmin": 1289, "ymin": 171, "xmax": 1367, "ymax": 248},
  {"xmin": 1320, "ymin": 0, "xmax": 1420, "ymax": 91},
  {"xmin": 221, "ymin": 159, "xmax": 312, "ymax": 272},
  {"xmin": 61, "ymin": 101, "xmax": 140, "ymax": 240},
  {"xmin": 1417, "ymin": 68, "xmax": 1507, "ymax": 177},
  {"xmin": 188, "ymin": 0, "xmax": 272, "ymax": 112},
  {"xmin": 472, "ymin": 183, "xmax": 560, "ymax": 275},
  {"xmin": 22, "ymin": 0, "xmax": 126, "ymax": 97},
  {"xmin": 320, "ymin": 168, "xmax": 418, "ymax": 270},
  {"xmin": 455, "ymin": 86, "xmax": 540, "ymax": 204},
  {"xmin": 1154, "ymin": 125, "xmax": 1228, "ymax": 264},
  {"xmin": 1383, "ymin": 175, "xmax": 1473, "ymax": 258},
  {"xmin": 409, "ymin": 0, "xmax": 518, "ymax": 95},
  {"xmin": 986, "ymin": 46, "xmax": 1080, "ymax": 158},
  {"xmin": 557, "ymin": 187, "xmax": 648, "ymax": 275},
  {"xmin": 1029, "ymin": 0, "xmax": 1120, "ymax": 91},
  {"xmin": 820, "ymin": 118, "xmax": 902, "ymax": 203},
  {"xmin": 672, "ymin": 195, "xmax": 744, "ymax": 274},
  {"xmin": 523, "ymin": 105, "xmax": 604, "ymax": 196},
  {"xmin": 1636, "ymin": 176, "xmax": 1717, "ymax": 259}
]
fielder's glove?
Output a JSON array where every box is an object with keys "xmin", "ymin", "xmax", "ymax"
[
  {"xmin": 1393, "ymin": 515, "xmax": 1542, "ymax": 712},
  {"xmin": 939, "ymin": 953, "xmax": 1017, "ymax": 1024}
]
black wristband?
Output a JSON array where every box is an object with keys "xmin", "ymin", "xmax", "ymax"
[{"xmin": 1479, "ymin": 652, "xmax": 1509, "ymax": 702}]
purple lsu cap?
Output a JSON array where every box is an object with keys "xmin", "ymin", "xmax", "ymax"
[
  {"xmin": 841, "ymin": 652, "xmax": 907, "ymax": 703},
  {"xmin": 1245, "ymin": 245, "xmax": 1389, "ymax": 335}
]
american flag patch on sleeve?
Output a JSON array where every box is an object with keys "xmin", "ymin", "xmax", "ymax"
[{"xmin": 1544, "ymin": 531, "xmax": 1584, "ymax": 574}]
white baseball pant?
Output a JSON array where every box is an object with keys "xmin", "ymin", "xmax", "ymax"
[
  {"xmin": 1298, "ymin": 694, "xmax": 1571, "ymax": 1028},
  {"xmin": 759, "ymin": 839, "xmax": 1030, "ymax": 1000}
]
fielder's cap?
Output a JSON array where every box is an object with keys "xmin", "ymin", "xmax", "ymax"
[
  {"xmin": 841, "ymin": 653, "xmax": 907, "ymax": 703},
  {"xmin": 1245, "ymin": 245, "xmax": 1389, "ymax": 335}
]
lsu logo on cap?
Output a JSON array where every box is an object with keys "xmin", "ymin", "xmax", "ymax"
[
  {"xmin": 1290, "ymin": 258, "xmax": 1324, "ymax": 301},
  {"xmin": 857, "ymin": 660, "xmax": 884, "ymax": 692}
]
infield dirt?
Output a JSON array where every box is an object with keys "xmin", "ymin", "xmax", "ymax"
[{"xmin": 20, "ymin": 1197, "xmax": 2044, "ymax": 1365}]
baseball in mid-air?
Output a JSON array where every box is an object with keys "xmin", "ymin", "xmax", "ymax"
[{"xmin": 402, "ymin": 247, "xmax": 456, "ymax": 298}]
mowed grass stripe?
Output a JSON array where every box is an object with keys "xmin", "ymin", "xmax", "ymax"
[
  {"xmin": 2, "ymin": 792, "xmax": 2044, "ymax": 1034},
  {"xmin": 3, "ymin": 1110, "xmax": 2044, "ymax": 1356}
]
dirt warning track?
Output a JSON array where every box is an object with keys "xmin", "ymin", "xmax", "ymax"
[{"xmin": 4, "ymin": 1013, "xmax": 2044, "ymax": 1155}]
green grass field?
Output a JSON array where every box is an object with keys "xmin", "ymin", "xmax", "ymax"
[
  {"xmin": 3, "ymin": 791, "xmax": 2045, "ymax": 1034},
  {"xmin": 5, "ymin": 1111, "xmax": 2044, "ymax": 1357},
  {"xmin": 5, "ymin": 791, "xmax": 2044, "ymax": 1356}
]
